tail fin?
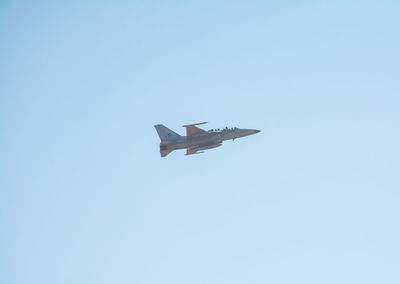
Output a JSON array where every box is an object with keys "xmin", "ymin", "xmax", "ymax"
[{"xmin": 154, "ymin": 124, "xmax": 182, "ymax": 141}]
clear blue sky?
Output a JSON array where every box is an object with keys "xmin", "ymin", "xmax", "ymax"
[{"xmin": 1, "ymin": 1, "xmax": 400, "ymax": 283}]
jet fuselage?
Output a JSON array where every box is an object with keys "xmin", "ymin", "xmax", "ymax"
[{"xmin": 155, "ymin": 123, "xmax": 260, "ymax": 157}]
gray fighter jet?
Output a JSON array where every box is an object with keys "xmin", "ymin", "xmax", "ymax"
[{"xmin": 154, "ymin": 122, "xmax": 260, "ymax": 157}]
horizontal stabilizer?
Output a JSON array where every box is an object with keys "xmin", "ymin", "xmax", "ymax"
[{"xmin": 160, "ymin": 149, "xmax": 174, "ymax": 157}]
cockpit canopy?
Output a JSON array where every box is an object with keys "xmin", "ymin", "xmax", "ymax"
[{"xmin": 208, "ymin": 127, "xmax": 238, "ymax": 132}]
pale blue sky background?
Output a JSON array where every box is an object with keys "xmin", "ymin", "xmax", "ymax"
[{"xmin": 1, "ymin": 1, "xmax": 400, "ymax": 284}]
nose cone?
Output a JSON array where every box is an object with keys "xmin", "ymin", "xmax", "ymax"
[
  {"xmin": 249, "ymin": 129, "xmax": 261, "ymax": 135},
  {"xmin": 239, "ymin": 128, "xmax": 260, "ymax": 138}
]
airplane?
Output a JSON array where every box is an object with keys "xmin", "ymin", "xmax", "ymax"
[{"xmin": 154, "ymin": 122, "xmax": 260, "ymax": 157}]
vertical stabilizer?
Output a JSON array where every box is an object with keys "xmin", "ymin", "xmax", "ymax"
[{"xmin": 154, "ymin": 124, "xmax": 182, "ymax": 141}]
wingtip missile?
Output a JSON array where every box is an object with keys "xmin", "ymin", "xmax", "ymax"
[{"xmin": 182, "ymin": 122, "xmax": 208, "ymax": 127}]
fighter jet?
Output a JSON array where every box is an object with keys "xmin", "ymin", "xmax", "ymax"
[{"xmin": 154, "ymin": 122, "xmax": 260, "ymax": 157}]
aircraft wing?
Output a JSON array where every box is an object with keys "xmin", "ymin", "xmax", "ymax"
[
  {"xmin": 186, "ymin": 142, "xmax": 222, "ymax": 155},
  {"xmin": 186, "ymin": 148, "xmax": 202, "ymax": 155},
  {"xmin": 183, "ymin": 122, "xmax": 211, "ymax": 138}
]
